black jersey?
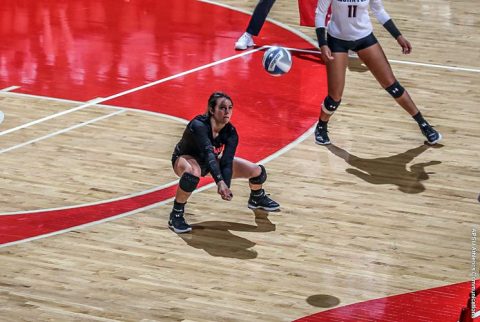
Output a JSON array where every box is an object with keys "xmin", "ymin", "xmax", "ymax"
[{"xmin": 173, "ymin": 114, "xmax": 238, "ymax": 187}]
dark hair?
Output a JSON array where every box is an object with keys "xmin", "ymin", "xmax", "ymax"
[{"xmin": 205, "ymin": 92, "xmax": 233, "ymax": 116}]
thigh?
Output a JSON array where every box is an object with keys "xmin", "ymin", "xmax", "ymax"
[
  {"xmin": 326, "ymin": 52, "xmax": 349, "ymax": 100},
  {"xmin": 173, "ymin": 155, "xmax": 202, "ymax": 177},
  {"xmin": 232, "ymin": 157, "xmax": 260, "ymax": 179},
  {"xmin": 357, "ymin": 43, "xmax": 396, "ymax": 88}
]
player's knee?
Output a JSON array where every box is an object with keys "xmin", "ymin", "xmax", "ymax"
[
  {"xmin": 249, "ymin": 165, "xmax": 267, "ymax": 185},
  {"xmin": 322, "ymin": 95, "xmax": 341, "ymax": 115},
  {"xmin": 182, "ymin": 162, "xmax": 201, "ymax": 177},
  {"xmin": 179, "ymin": 172, "xmax": 200, "ymax": 192},
  {"xmin": 385, "ymin": 80, "xmax": 405, "ymax": 98}
]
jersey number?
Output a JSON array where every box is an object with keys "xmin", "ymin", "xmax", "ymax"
[{"xmin": 347, "ymin": 5, "xmax": 357, "ymax": 18}]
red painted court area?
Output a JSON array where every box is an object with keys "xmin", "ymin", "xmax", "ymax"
[
  {"xmin": 0, "ymin": 0, "xmax": 326, "ymax": 245},
  {"xmin": 297, "ymin": 281, "xmax": 476, "ymax": 322},
  {"xmin": 0, "ymin": 0, "xmax": 474, "ymax": 321}
]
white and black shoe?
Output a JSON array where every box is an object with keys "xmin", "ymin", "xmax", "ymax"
[
  {"xmin": 248, "ymin": 189, "xmax": 280, "ymax": 211},
  {"xmin": 419, "ymin": 122, "xmax": 442, "ymax": 145},
  {"xmin": 314, "ymin": 122, "xmax": 331, "ymax": 145},
  {"xmin": 234, "ymin": 32, "xmax": 255, "ymax": 50},
  {"xmin": 168, "ymin": 212, "xmax": 192, "ymax": 234}
]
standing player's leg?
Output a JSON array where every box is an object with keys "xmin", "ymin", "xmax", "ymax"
[
  {"xmin": 235, "ymin": 0, "xmax": 276, "ymax": 50},
  {"xmin": 232, "ymin": 158, "xmax": 280, "ymax": 211},
  {"xmin": 315, "ymin": 51, "xmax": 349, "ymax": 145},
  {"xmin": 357, "ymin": 43, "xmax": 442, "ymax": 144}
]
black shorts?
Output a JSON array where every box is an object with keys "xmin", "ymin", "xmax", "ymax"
[
  {"xmin": 171, "ymin": 153, "xmax": 210, "ymax": 177},
  {"xmin": 327, "ymin": 33, "xmax": 378, "ymax": 53}
]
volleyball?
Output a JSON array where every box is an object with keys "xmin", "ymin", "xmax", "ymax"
[
  {"xmin": 0, "ymin": 110, "xmax": 4, "ymax": 125},
  {"xmin": 262, "ymin": 46, "xmax": 292, "ymax": 76}
]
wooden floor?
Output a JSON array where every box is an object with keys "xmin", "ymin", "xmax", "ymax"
[{"xmin": 1, "ymin": 0, "xmax": 479, "ymax": 321}]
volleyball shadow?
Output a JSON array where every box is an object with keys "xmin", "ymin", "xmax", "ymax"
[
  {"xmin": 179, "ymin": 211, "xmax": 276, "ymax": 259},
  {"xmin": 306, "ymin": 294, "xmax": 341, "ymax": 308},
  {"xmin": 327, "ymin": 144, "xmax": 442, "ymax": 193}
]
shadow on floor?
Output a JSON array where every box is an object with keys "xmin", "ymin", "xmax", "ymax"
[{"xmin": 179, "ymin": 210, "xmax": 276, "ymax": 259}]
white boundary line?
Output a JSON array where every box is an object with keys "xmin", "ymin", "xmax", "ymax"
[
  {"xmin": 0, "ymin": 122, "xmax": 316, "ymax": 217},
  {"xmin": 0, "ymin": 90, "xmax": 190, "ymax": 125},
  {"xmin": 0, "ymin": 181, "xmax": 217, "ymax": 248},
  {"xmin": 259, "ymin": 124, "xmax": 316, "ymax": 165},
  {"xmin": 200, "ymin": 0, "xmax": 480, "ymax": 74},
  {"xmin": 0, "ymin": 109, "xmax": 125, "ymax": 154},
  {"xmin": 0, "ymin": 47, "xmax": 264, "ymax": 138},
  {"xmin": 3, "ymin": 0, "xmax": 477, "ymax": 247},
  {"xmin": 387, "ymin": 58, "xmax": 480, "ymax": 73},
  {"xmin": 0, "ymin": 48, "xmax": 262, "ymax": 153},
  {"xmin": 0, "ymin": 199, "xmax": 177, "ymax": 248},
  {"xmin": 0, "ymin": 122, "xmax": 313, "ymax": 248},
  {"xmin": 0, "ymin": 85, "xmax": 20, "ymax": 92},
  {"xmin": 0, "ymin": 180, "xmax": 179, "ymax": 216},
  {"xmin": 283, "ymin": 47, "xmax": 480, "ymax": 73}
]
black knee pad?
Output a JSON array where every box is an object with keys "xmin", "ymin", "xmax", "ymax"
[
  {"xmin": 249, "ymin": 165, "xmax": 267, "ymax": 185},
  {"xmin": 322, "ymin": 96, "xmax": 341, "ymax": 115},
  {"xmin": 179, "ymin": 172, "xmax": 200, "ymax": 192},
  {"xmin": 385, "ymin": 80, "xmax": 405, "ymax": 98}
]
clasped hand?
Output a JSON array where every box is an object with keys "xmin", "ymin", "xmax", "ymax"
[{"xmin": 217, "ymin": 181, "xmax": 233, "ymax": 201}]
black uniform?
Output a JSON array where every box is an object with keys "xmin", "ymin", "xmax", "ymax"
[{"xmin": 172, "ymin": 115, "xmax": 238, "ymax": 187}]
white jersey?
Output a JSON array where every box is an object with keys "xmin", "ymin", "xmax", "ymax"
[{"xmin": 315, "ymin": 0, "xmax": 391, "ymax": 41}]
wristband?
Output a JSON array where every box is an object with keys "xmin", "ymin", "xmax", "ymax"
[
  {"xmin": 383, "ymin": 19, "xmax": 401, "ymax": 39},
  {"xmin": 316, "ymin": 27, "xmax": 327, "ymax": 47}
]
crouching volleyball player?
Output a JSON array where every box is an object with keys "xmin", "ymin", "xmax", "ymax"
[{"xmin": 169, "ymin": 92, "xmax": 280, "ymax": 234}]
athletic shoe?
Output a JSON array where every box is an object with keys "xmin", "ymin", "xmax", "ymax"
[
  {"xmin": 234, "ymin": 33, "xmax": 254, "ymax": 50},
  {"xmin": 314, "ymin": 121, "xmax": 331, "ymax": 145},
  {"xmin": 248, "ymin": 189, "xmax": 280, "ymax": 211},
  {"xmin": 168, "ymin": 212, "xmax": 192, "ymax": 234},
  {"xmin": 419, "ymin": 122, "xmax": 442, "ymax": 145}
]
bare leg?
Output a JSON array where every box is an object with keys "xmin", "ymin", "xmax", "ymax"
[
  {"xmin": 172, "ymin": 156, "xmax": 201, "ymax": 203},
  {"xmin": 232, "ymin": 157, "xmax": 262, "ymax": 190},
  {"xmin": 315, "ymin": 51, "xmax": 349, "ymax": 145},
  {"xmin": 357, "ymin": 43, "xmax": 442, "ymax": 144},
  {"xmin": 320, "ymin": 52, "xmax": 349, "ymax": 122},
  {"xmin": 169, "ymin": 155, "xmax": 202, "ymax": 233},
  {"xmin": 233, "ymin": 158, "xmax": 280, "ymax": 211},
  {"xmin": 357, "ymin": 43, "xmax": 419, "ymax": 116}
]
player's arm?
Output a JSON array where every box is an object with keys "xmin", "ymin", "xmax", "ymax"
[
  {"xmin": 370, "ymin": 0, "xmax": 411, "ymax": 54},
  {"xmin": 315, "ymin": 0, "xmax": 333, "ymax": 61},
  {"xmin": 219, "ymin": 128, "xmax": 239, "ymax": 188},
  {"xmin": 189, "ymin": 120, "xmax": 224, "ymax": 183},
  {"xmin": 190, "ymin": 120, "xmax": 233, "ymax": 200}
]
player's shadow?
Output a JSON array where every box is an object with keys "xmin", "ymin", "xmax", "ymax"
[
  {"xmin": 179, "ymin": 211, "xmax": 276, "ymax": 259},
  {"xmin": 327, "ymin": 144, "xmax": 442, "ymax": 193}
]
